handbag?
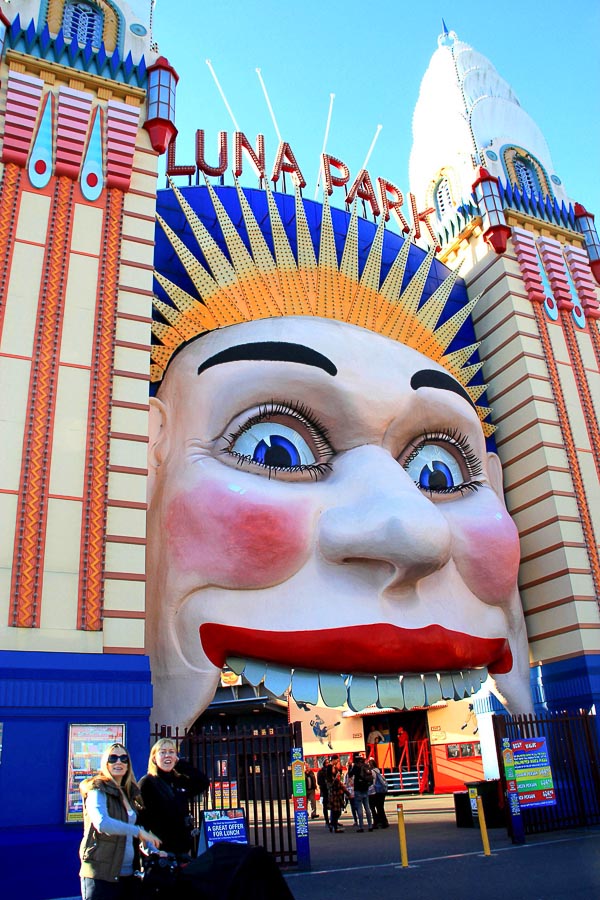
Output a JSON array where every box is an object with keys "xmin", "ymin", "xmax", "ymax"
[{"xmin": 375, "ymin": 771, "xmax": 389, "ymax": 795}]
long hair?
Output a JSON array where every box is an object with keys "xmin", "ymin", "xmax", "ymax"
[
  {"xmin": 99, "ymin": 742, "xmax": 139, "ymax": 798},
  {"xmin": 147, "ymin": 737, "xmax": 178, "ymax": 777}
]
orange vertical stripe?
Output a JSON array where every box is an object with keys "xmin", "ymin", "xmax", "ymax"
[
  {"xmin": 560, "ymin": 311, "xmax": 600, "ymax": 485},
  {"xmin": 78, "ymin": 189, "xmax": 126, "ymax": 631},
  {"xmin": 533, "ymin": 304, "xmax": 600, "ymax": 608},
  {"xmin": 0, "ymin": 164, "xmax": 23, "ymax": 338},
  {"xmin": 11, "ymin": 176, "xmax": 74, "ymax": 627}
]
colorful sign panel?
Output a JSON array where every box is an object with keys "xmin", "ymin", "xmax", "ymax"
[
  {"xmin": 511, "ymin": 737, "xmax": 556, "ymax": 808},
  {"xmin": 199, "ymin": 809, "xmax": 248, "ymax": 853},
  {"xmin": 65, "ymin": 723, "xmax": 125, "ymax": 822},
  {"xmin": 212, "ymin": 780, "xmax": 238, "ymax": 807},
  {"xmin": 291, "ymin": 747, "xmax": 310, "ymax": 870},
  {"xmin": 500, "ymin": 737, "xmax": 525, "ymax": 844}
]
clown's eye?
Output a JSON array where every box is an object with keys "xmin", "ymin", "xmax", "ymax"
[
  {"xmin": 402, "ymin": 432, "xmax": 483, "ymax": 496},
  {"xmin": 224, "ymin": 402, "xmax": 333, "ymax": 480},
  {"xmin": 232, "ymin": 423, "xmax": 315, "ymax": 468}
]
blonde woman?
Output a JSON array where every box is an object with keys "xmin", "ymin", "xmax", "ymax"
[
  {"xmin": 79, "ymin": 743, "xmax": 160, "ymax": 899},
  {"xmin": 139, "ymin": 738, "xmax": 209, "ymax": 856}
]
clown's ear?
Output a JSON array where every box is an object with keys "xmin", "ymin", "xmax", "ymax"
[
  {"xmin": 148, "ymin": 398, "xmax": 170, "ymax": 501},
  {"xmin": 486, "ymin": 452, "xmax": 508, "ymax": 507}
]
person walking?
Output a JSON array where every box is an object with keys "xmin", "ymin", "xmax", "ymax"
[
  {"xmin": 343, "ymin": 766, "xmax": 359, "ymax": 827},
  {"xmin": 368, "ymin": 757, "xmax": 389, "ymax": 829},
  {"xmin": 305, "ymin": 763, "xmax": 319, "ymax": 819},
  {"xmin": 327, "ymin": 758, "xmax": 350, "ymax": 833},
  {"xmin": 317, "ymin": 757, "xmax": 331, "ymax": 829}
]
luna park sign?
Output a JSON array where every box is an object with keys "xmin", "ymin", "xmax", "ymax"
[{"xmin": 166, "ymin": 130, "xmax": 440, "ymax": 249}]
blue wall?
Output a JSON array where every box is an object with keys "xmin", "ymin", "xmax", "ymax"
[
  {"xmin": 0, "ymin": 651, "xmax": 152, "ymax": 900},
  {"xmin": 531, "ymin": 654, "xmax": 600, "ymax": 713}
]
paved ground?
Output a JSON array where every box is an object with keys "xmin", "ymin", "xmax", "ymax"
[
  {"xmin": 283, "ymin": 795, "xmax": 600, "ymax": 900},
  {"xmin": 52, "ymin": 795, "xmax": 600, "ymax": 900}
]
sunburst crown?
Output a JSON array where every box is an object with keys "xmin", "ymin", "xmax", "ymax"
[{"xmin": 152, "ymin": 179, "xmax": 493, "ymax": 435}]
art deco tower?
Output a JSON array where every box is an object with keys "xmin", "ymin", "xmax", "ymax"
[
  {"xmin": 0, "ymin": 4, "xmax": 175, "ymax": 892},
  {"xmin": 409, "ymin": 24, "xmax": 600, "ymax": 711}
]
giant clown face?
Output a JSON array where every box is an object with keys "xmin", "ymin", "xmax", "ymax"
[{"xmin": 147, "ymin": 313, "xmax": 533, "ymax": 728}]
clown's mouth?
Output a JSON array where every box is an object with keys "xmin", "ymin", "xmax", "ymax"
[{"xmin": 200, "ymin": 622, "xmax": 512, "ymax": 710}]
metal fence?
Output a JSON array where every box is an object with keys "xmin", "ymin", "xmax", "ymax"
[
  {"xmin": 493, "ymin": 711, "xmax": 600, "ymax": 833},
  {"xmin": 151, "ymin": 722, "xmax": 302, "ymax": 865}
]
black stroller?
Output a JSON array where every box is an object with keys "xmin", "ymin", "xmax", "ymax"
[{"xmin": 141, "ymin": 843, "xmax": 295, "ymax": 899}]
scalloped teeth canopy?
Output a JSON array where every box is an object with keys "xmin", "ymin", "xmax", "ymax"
[{"xmin": 152, "ymin": 179, "xmax": 493, "ymax": 435}]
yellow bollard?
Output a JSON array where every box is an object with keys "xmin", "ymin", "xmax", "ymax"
[
  {"xmin": 476, "ymin": 796, "xmax": 491, "ymax": 856},
  {"xmin": 396, "ymin": 803, "xmax": 409, "ymax": 868}
]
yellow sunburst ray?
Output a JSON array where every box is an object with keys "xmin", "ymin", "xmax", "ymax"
[
  {"xmin": 154, "ymin": 273, "xmax": 219, "ymax": 332},
  {"xmin": 413, "ymin": 266, "xmax": 462, "ymax": 335},
  {"xmin": 168, "ymin": 181, "xmax": 240, "ymax": 290},
  {"xmin": 317, "ymin": 192, "xmax": 342, "ymax": 319},
  {"xmin": 380, "ymin": 248, "xmax": 436, "ymax": 344},
  {"xmin": 350, "ymin": 216, "xmax": 386, "ymax": 332},
  {"xmin": 293, "ymin": 187, "xmax": 318, "ymax": 309}
]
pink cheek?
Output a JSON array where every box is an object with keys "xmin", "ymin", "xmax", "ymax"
[
  {"xmin": 451, "ymin": 505, "xmax": 521, "ymax": 604},
  {"xmin": 165, "ymin": 481, "xmax": 313, "ymax": 588}
]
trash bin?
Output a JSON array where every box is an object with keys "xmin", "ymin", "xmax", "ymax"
[
  {"xmin": 464, "ymin": 779, "xmax": 506, "ymax": 828},
  {"xmin": 454, "ymin": 791, "xmax": 474, "ymax": 828}
]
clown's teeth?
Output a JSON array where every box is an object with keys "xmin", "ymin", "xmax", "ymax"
[
  {"xmin": 291, "ymin": 669, "xmax": 319, "ymax": 705},
  {"xmin": 423, "ymin": 673, "xmax": 442, "ymax": 705},
  {"xmin": 319, "ymin": 672, "xmax": 348, "ymax": 707},
  {"xmin": 376, "ymin": 675, "xmax": 403, "ymax": 708},
  {"xmin": 452, "ymin": 671, "xmax": 467, "ymax": 699},
  {"xmin": 462, "ymin": 669, "xmax": 480, "ymax": 695},
  {"xmin": 242, "ymin": 659, "xmax": 266, "ymax": 686},
  {"xmin": 264, "ymin": 664, "xmax": 291, "ymax": 697},
  {"xmin": 347, "ymin": 675, "xmax": 378, "ymax": 712},
  {"xmin": 439, "ymin": 673, "xmax": 455, "ymax": 700},
  {"xmin": 223, "ymin": 659, "xmax": 488, "ymax": 709},
  {"xmin": 402, "ymin": 674, "xmax": 426, "ymax": 709},
  {"xmin": 225, "ymin": 656, "xmax": 247, "ymax": 675}
]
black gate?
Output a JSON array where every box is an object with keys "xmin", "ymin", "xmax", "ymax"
[
  {"xmin": 152, "ymin": 722, "xmax": 302, "ymax": 865},
  {"xmin": 493, "ymin": 711, "xmax": 600, "ymax": 833}
]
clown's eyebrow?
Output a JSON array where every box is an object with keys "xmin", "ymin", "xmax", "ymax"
[
  {"xmin": 410, "ymin": 369, "xmax": 476, "ymax": 409},
  {"xmin": 197, "ymin": 341, "xmax": 338, "ymax": 376}
]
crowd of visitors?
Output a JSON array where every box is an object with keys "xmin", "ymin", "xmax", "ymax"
[{"xmin": 309, "ymin": 752, "xmax": 390, "ymax": 834}]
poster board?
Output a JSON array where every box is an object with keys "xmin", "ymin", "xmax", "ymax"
[
  {"xmin": 197, "ymin": 809, "xmax": 248, "ymax": 854},
  {"xmin": 511, "ymin": 737, "xmax": 557, "ymax": 808},
  {"xmin": 65, "ymin": 723, "xmax": 125, "ymax": 822}
]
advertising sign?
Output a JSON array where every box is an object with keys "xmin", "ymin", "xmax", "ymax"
[
  {"xmin": 65, "ymin": 723, "xmax": 125, "ymax": 822},
  {"xmin": 198, "ymin": 809, "xmax": 248, "ymax": 854},
  {"xmin": 511, "ymin": 737, "xmax": 556, "ymax": 808},
  {"xmin": 212, "ymin": 780, "xmax": 238, "ymax": 807},
  {"xmin": 291, "ymin": 747, "xmax": 310, "ymax": 870},
  {"xmin": 500, "ymin": 738, "xmax": 525, "ymax": 844}
]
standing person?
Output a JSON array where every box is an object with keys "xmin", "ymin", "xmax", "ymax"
[
  {"xmin": 366, "ymin": 724, "xmax": 385, "ymax": 761},
  {"xmin": 139, "ymin": 738, "xmax": 209, "ymax": 856},
  {"xmin": 397, "ymin": 725, "xmax": 410, "ymax": 769},
  {"xmin": 327, "ymin": 758, "xmax": 350, "ymax": 833},
  {"xmin": 368, "ymin": 757, "xmax": 389, "ymax": 829},
  {"xmin": 79, "ymin": 742, "xmax": 160, "ymax": 899},
  {"xmin": 304, "ymin": 763, "xmax": 319, "ymax": 819},
  {"xmin": 316, "ymin": 757, "xmax": 331, "ymax": 829},
  {"xmin": 343, "ymin": 764, "xmax": 359, "ymax": 827},
  {"xmin": 349, "ymin": 754, "xmax": 373, "ymax": 832}
]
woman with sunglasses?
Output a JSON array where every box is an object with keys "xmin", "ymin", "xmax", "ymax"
[
  {"xmin": 79, "ymin": 743, "xmax": 160, "ymax": 898},
  {"xmin": 139, "ymin": 738, "xmax": 209, "ymax": 857}
]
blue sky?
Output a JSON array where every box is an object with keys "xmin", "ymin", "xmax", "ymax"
[{"xmin": 152, "ymin": 0, "xmax": 600, "ymax": 228}]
